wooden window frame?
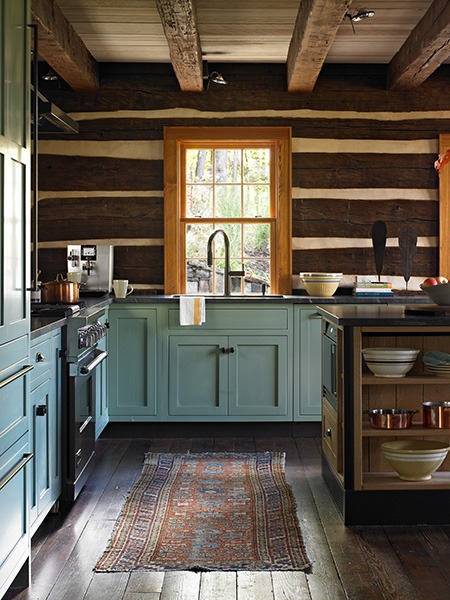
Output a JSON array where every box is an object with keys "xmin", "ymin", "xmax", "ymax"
[
  {"xmin": 164, "ymin": 127, "xmax": 292, "ymax": 295},
  {"xmin": 439, "ymin": 133, "xmax": 450, "ymax": 277}
]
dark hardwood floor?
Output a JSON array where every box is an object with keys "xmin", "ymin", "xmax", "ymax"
[{"xmin": 5, "ymin": 435, "xmax": 450, "ymax": 600}]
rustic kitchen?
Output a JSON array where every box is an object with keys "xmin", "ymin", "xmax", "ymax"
[{"xmin": 2, "ymin": 1, "xmax": 450, "ymax": 599}]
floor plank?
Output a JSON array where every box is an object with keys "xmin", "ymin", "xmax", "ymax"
[
  {"xmin": 199, "ymin": 572, "xmax": 237, "ymax": 600},
  {"xmin": 271, "ymin": 571, "xmax": 310, "ymax": 600},
  {"xmin": 237, "ymin": 572, "xmax": 273, "ymax": 600},
  {"xmin": 159, "ymin": 572, "xmax": 200, "ymax": 600}
]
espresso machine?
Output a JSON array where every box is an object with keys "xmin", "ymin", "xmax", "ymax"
[{"xmin": 67, "ymin": 244, "xmax": 114, "ymax": 296}]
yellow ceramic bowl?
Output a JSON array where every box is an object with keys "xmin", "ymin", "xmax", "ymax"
[
  {"xmin": 381, "ymin": 439, "xmax": 450, "ymax": 481},
  {"xmin": 299, "ymin": 273, "xmax": 343, "ymax": 297}
]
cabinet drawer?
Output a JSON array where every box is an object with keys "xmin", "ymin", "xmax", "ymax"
[
  {"xmin": 0, "ymin": 347, "xmax": 31, "ymax": 458},
  {"xmin": 322, "ymin": 400, "xmax": 341, "ymax": 474},
  {"xmin": 168, "ymin": 306, "xmax": 290, "ymax": 331},
  {"xmin": 30, "ymin": 336, "xmax": 53, "ymax": 390},
  {"xmin": 0, "ymin": 435, "xmax": 31, "ymax": 590}
]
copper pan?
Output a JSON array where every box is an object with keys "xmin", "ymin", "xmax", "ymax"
[
  {"xmin": 41, "ymin": 273, "xmax": 79, "ymax": 303},
  {"xmin": 423, "ymin": 402, "xmax": 450, "ymax": 429},
  {"xmin": 365, "ymin": 409, "xmax": 419, "ymax": 429}
]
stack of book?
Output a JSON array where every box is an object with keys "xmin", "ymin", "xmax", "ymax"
[{"xmin": 353, "ymin": 281, "xmax": 394, "ymax": 297}]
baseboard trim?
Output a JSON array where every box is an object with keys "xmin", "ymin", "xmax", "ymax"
[{"xmin": 101, "ymin": 421, "xmax": 321, "ymax": 439}]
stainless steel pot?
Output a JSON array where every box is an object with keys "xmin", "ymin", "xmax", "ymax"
[
  {"xmin": 423, "ymin": 402, "xmax": 450, "ymax": 429},
  {"xmin": 41, "ymin": 273, "xmax": 79, "ymax": 303},
  {"xmin": 365, "ymin": 409, "xmax": 419, "ymax": 429}
]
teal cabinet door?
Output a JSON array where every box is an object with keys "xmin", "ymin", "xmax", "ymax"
[
  {"xmin": 28, "ymin": 328, "xmax": 62, "ymax": 534},
  {"xmin": 95, "ymin": 314, "xmax": 109, "ymax": 437},
  {"xmin": 228, "ymin": 335, "xmax": 291, "ymax": 417},
  {"xmin": 108, "ymin": 307, "xmax": 158, "ymax": 418},
  {"xmin": 0, "ymin": 0, "xmax": 30, "ymax": 347},
  {"xmin": 29, "ymin": 381, "xmax": 52, "ymax": 529},
  {"xmin": 168, "ymin": 335, "xmax": 228, "ymax": 417},
  {"xmin": 294, "ymin": 307, "xmax": 322, "ymax": 421}
]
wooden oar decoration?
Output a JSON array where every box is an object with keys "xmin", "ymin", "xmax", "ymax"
[
  {"xmin": 398, "ymin": 226, "xmax": 417, "ymax": 291},
  {"xmin": 371, "ymin": 220, "xmax": 387, "ymax": 282}
]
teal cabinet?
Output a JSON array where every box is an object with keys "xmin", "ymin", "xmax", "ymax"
[
  {"xmin": 95, "ymin": 313, "xmax": 109, "ymax": 438},
  {"xmin": 29, "ymin": 328, "xmax": 62, "ymax": 535},
  {"xmin": 108, "ymin": 306, "xmax": 158, "ymax": 420},
  {"xmin": 168, "ymin": 335, "xmax": 228, "ymax": 417},
  {"xmin": 293, "ymin": 306, "xmax": 322, "ymax": 421},
  {"xmin": 0, "ymin": 0, "xmax": 30, "ymax": 348},
  {"xmin": 166, "ymin": 305, "xmax": 292, "ymax": 421},
  {"xmin": 0, "ymin": 1, "xmax": 31, "ymax": 594}
]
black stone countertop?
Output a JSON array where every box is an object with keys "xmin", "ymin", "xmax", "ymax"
[
  {"xmin": 30, "ymin": 293, "xmax": 434, "ymax": 337},
  {"xmin": 316, "ymin": 303, "xmax": 450, "ymax": 327}
]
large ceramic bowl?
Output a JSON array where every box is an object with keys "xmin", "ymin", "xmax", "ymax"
[
  {"xmin": 420, "ymin": 282, "xmax": 450, "ymax": 305},
  {"xmin": 362, "ymin": 348, "xmax": 419, "ymax": 378},
  {"xmin": 381, "ymin": 439, "xmax": 450, "ymax": 481},
  {"xmin": 299, "ymin": 272, "xmax": 343, "ymax": 297}
]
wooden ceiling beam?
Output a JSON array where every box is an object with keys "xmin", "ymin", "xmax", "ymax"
[
  {"xmin": 156, "ymin": 0, "xmax": 203, "ymax": 93},
  {"xmin": 286, "ymin": 0, "xmax": 352, "ymax": 93},
  {"xmin": 31, "ymin": 0, "xmax": 99, "ymax": 93},
  {"xmin": 388, "ymin": 0, "xmax": 450, "ymax": 90}
]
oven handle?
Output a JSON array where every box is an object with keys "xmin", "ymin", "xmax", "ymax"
[{"xmin": 79, "ymin": 350, "xmax": 108, "ymax": 375}]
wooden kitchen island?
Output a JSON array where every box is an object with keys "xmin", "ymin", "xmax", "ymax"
[{"xmin": 316, "ymin": 304, "xmax": 450, "ymax": 526}]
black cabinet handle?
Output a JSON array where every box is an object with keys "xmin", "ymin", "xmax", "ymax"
[
  {"xmin": 325, "ymin": 428, "xmax": 332, "ymax": 437},
  {"xmin": 36, "ymin": 352, "xmax": 45, "ymax": 362},
  {"xmin": 220, "ymin": 347, "xmax": 235, "ymax": 354},
  {"xmin": 36, "ymin": 405, "xmax": 47, "ymax": 416}
]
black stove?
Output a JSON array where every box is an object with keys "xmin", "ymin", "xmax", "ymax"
[{"xmin": 31, "ymin": 301, "xmax": 86, "ymax": 317}]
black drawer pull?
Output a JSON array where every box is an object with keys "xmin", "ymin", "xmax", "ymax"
[
  {"xmin": 36, "ymin": 405, "xmax": 47, "ymax": 416},
  {"xmin": 0, "ymin": 453, "xmax": 33, "ymax": 491},
  {"xmin": 0, "ymin": 365, "xmax": 34, "ymax": 389}
]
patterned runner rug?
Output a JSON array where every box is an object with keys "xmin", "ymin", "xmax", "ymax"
[{"xmin": 95, "ymin": 452, "xmax": 312, "ymax": 572}]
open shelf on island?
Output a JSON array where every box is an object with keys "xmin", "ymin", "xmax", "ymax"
[
  {"xmin": 362, "ymin": 374, "xmax": 450, "ymax": 384},
  {"xmin": 362, "ymin": 424, "xmax": 450, "ymax": 436},
  {"xmin": 362, "ymin": 471, "xmax": 450, "ymax": 490}
]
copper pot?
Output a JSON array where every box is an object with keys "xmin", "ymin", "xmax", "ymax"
[
  {"xmin": 365, "ymin": 409, "xmax": 419, "ymax": 429},
  {"xmin": 423, "ymin": 402, "xmax": 450, "ymax": 429},
  {"xmin": 41, "ymin": 274, "xmax": 79, "ymax": 303}
]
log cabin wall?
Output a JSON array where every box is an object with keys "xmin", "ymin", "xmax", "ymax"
[{"xmin": 37, "ymin": 63, "xmax": 449, "ymax": 293}]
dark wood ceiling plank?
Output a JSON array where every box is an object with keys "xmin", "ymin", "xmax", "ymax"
[
  {"xmin": 388, "ymin": 0, "xmax": 450, "ymax": 90},
  {"xmin": 286, "ymin": 0, "xmax": 352, "ymax": 93},
  {"xmin": 156, "ymin": 0, "xmax": 203, "ymax": 93},
  {"xmin": 31, "ymin": 0, "xmax": 99, "ymax": 93}
]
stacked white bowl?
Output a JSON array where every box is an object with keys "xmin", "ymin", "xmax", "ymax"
[{"xmin": 362, "ymin": 347, "xmax": 420, "ymax": 378}]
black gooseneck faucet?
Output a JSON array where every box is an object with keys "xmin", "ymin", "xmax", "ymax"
[{"xmin": 207, "ymin": 229, "xmax": 245, "ymax": 295}]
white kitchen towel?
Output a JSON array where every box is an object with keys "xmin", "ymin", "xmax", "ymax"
[{"xmin": 179, "ymin": 296, "xmax": 206, "ymax": 326}]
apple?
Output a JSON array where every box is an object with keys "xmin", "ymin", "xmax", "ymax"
[
  {"xmin": 436, "ymin": 276, "xmax": 448, "ymax": 284},
  {"xmin": 422, "ymin": 277, "xmax": 438, "ymax": 287}
]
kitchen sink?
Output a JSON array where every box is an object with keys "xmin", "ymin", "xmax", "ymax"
[{"xmin": 171, "ymin": 294, "xmax": 286, "ymax": 298}]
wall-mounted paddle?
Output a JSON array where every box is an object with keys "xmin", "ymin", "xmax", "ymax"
[
  {"xmin": 398, "ymin": 226, "xmax": 417, "ymax": 291},
  {"xmin": 371, "ymin": 220, "xmax": 387, "ymax": 282}
]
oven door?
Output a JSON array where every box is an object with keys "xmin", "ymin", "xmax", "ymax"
[{"xmin": 65, "ymin": 349, "xmax": 107, "ymax": 501}]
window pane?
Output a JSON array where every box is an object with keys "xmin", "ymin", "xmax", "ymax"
[
  {"xmin": 243, "ymin": 149, "xmax": 270, "ymax": 183},
  {"xmin": 186, "ymin": 149, "xmax": 212, "ymax": 183},
  {"xmin": 243, "ymin": 185, "xmax": 270, "ymax": 217},
  {"xmin": 186, "ymin": 185, "xmax": 213, "ymax": 217},
  {"xmin": 215, "ymin": 185, "xmax": 241, "ymax": 218},
  {"xmin": 186, "ymin": 260, "xmax": 212, "ymax": 294},
  {"xmin": 215, "ymin": 149, "xmax": 241, "ymax": 183},
  {"xmin": 244, "ymin": 259, "xmax": 271, "ymax": 291},
  {"xmin": 208, "ymin": 224, "xmax": 242, "ymax": 259},
  {"xmin": 186, "ymin": 223, "xmax": 214, "ymax": 258},
  {"xmin": 244, "ymin": 223, "xmax": 270, "ymax": 258}
]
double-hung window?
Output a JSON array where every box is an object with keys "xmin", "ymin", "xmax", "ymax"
[{"xmin": 164, "ymin": 127, "xmax": 292, "ymax": 295}]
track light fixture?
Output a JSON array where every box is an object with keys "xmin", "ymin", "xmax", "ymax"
[
  {"xmin": 345, "ymin": 9, "xmax": 375, "ymax": 34},
  {"xmin": 42, "ymin": 69, "xmax": 58, "ymax": 81},
  {"xmin": 202, "ymin": 61, "xmax": 228, "ymax": 90}
]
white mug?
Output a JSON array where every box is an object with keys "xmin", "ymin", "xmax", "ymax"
[{"xmin": 113, "ymin": 279, "xmax": 133, "ymax": 298}]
